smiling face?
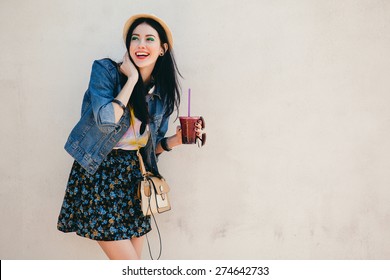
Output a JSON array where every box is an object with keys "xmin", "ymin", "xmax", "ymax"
[{"xmin": 129, "ymin": 23, "xmax": 166, "ymax": 80}]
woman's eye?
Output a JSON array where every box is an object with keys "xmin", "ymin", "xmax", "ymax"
[
  {"xmin": 131, "ymin": 36, "xmax": 139, "ymax": 41},
  {"xmin": 147, "ymin": 37, "xmax": 155, "ymax": 41}
]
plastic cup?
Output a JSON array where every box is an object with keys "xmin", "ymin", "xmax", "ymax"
[{"xmin": 179, "ymin": 116, "xmax": 205, "ymax": 145}]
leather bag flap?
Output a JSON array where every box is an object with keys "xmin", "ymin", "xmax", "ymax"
[{"xmin": 148, "ymin": 177, "xmax": 170, "ymax": 195}]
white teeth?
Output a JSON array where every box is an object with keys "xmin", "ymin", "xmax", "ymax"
[{"xmin": 136, "ymin": 52, "xmax": 149, "ymax": 56}]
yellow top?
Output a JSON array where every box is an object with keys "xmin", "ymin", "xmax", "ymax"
[{"xmin": 114, "ymin": 109, "xmax": 150, "ymax": 150}]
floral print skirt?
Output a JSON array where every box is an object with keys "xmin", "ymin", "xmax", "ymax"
[{"xmin": 57, "ymin": 149, "xmax": 151, "ymax": 241}]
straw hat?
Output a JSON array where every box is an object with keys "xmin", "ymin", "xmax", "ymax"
[{"xmin": 122, "ymin": 14, "xmax": 173, "ymax": 49}]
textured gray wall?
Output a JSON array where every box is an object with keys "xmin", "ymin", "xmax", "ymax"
[{"xmin": 1, "ymin": 0, "xmax": 390, "ymax": 259}]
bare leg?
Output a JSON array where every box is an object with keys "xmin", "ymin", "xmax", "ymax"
[
  {"xmin": 131, "ymin": 235, "xmax": 145, "ymax": 259},
  {"xmin": 97, "ymin": 239, "xmax": 140, "ymax": 260}
]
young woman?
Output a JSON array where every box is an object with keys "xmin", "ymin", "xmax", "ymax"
[{"xmin": 57, "ymin": 14, "xmax": 202, "ymax": 260}]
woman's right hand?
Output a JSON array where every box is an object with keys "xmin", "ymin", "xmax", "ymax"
[{"xmin": 120, "ymin": 52, "xmax": 139, "ymax": 82}]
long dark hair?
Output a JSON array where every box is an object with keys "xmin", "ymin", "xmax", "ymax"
[{"xmin": 122, "ymin": 17, "xmax": 182, "ymax": 125}]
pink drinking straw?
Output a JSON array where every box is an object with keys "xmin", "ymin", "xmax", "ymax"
[{"xmin": 188, "ymin": 88, "xmax": 191, "ymax": 117}]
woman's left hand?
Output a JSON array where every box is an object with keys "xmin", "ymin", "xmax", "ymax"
[
  {"xmin": 174, "ymin": 126, "xmax": 183, "ymax": 145},
  {"xmin": 195, "ymin": 119, "xmax": 204, "ymax": 138}
]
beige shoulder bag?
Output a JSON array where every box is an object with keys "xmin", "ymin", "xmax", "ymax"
[
  {"xmin": 136, "ymin": 149, "xmax": 171, "ymax": 216},
  {"xmin": 130, "ymin": 109, "xmax": 171, "ymax": 217}
]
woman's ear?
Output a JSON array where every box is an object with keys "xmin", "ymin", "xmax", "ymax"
[{"xmin": 163, "ymin": 43, "xmax": 168, "ymax": 53}]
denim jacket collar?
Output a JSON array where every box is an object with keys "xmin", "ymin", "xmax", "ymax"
[{"xmin": 146, "ymin": 84, "xmax": 162, "ymax": 101}]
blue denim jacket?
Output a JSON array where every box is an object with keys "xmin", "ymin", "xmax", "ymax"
[{"xmin": 64, "ymin": 58, "xmax": 169, "ymax": 175}]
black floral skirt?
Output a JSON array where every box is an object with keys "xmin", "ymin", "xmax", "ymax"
[{"xmin": 57, "ymin": 149, "xmax": 151, "ymax": 241}]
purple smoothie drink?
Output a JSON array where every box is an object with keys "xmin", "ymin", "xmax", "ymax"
[{"xmin": 179, "ymin": 116, "xmax": 206, "ymax": 145}]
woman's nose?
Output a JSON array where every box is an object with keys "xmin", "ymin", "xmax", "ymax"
[{"xmin": 137, "ymin": 39, "xmax": 146, "ymax": 48}]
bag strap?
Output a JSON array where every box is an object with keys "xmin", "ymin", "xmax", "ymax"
[
  {"xmin": 130, "ymin": 108, "xmax": 163, "ymax": 260},
  {"xmin": 136, "ymin": 149, "xmax": 147, "ymax": 177},
  {"xmin": 146, "ymin": 210, "xmax": 162, "ymax": 260}
]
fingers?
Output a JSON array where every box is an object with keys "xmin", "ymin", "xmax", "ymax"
[
  {"xmin": 195, "ymin": 121, "xmax": 202, "ymax": 131},
  {"xmin": 120, "ymin": 52, "xmax": 138, "ymax": 80},
  {"xmin": 122, "ymin": 53, "xmax": 133, "ymax": 68},
  {"xmin": 194, "ymin": 122, "xmax": 203, "ymax": 137},
  {"xmin": 120, "ymin": 53, "xmax": 129, "ymax": 72},
  {"xmin": 177, "ymin": 123, "xmax": 204, "ymax": 137},
  {"xmin": 123, "ymin": 52, "xmax": 130, "ymax": 61}
]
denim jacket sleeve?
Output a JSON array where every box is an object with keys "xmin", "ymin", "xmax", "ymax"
[
  {"xmin": 156, "ymin": 113, "xmax": 170, "ymax": 148},
  {"xmin": 88, "ymin": 60, "xmax": 117, "ymax": 133}
]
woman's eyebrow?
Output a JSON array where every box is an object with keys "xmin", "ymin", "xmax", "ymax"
[{"xmin": 132, "ymin": 33, "xmax": 156, "ymax": 37}]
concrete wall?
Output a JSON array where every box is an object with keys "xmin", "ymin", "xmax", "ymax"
[{"xmin": 1, "ymin": 0, "xmax": 390, "ymax": 259}]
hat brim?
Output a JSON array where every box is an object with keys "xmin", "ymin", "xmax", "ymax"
[{"xmin": 123, "ymin": 14, "xmax": 173, "ymax": 49}]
